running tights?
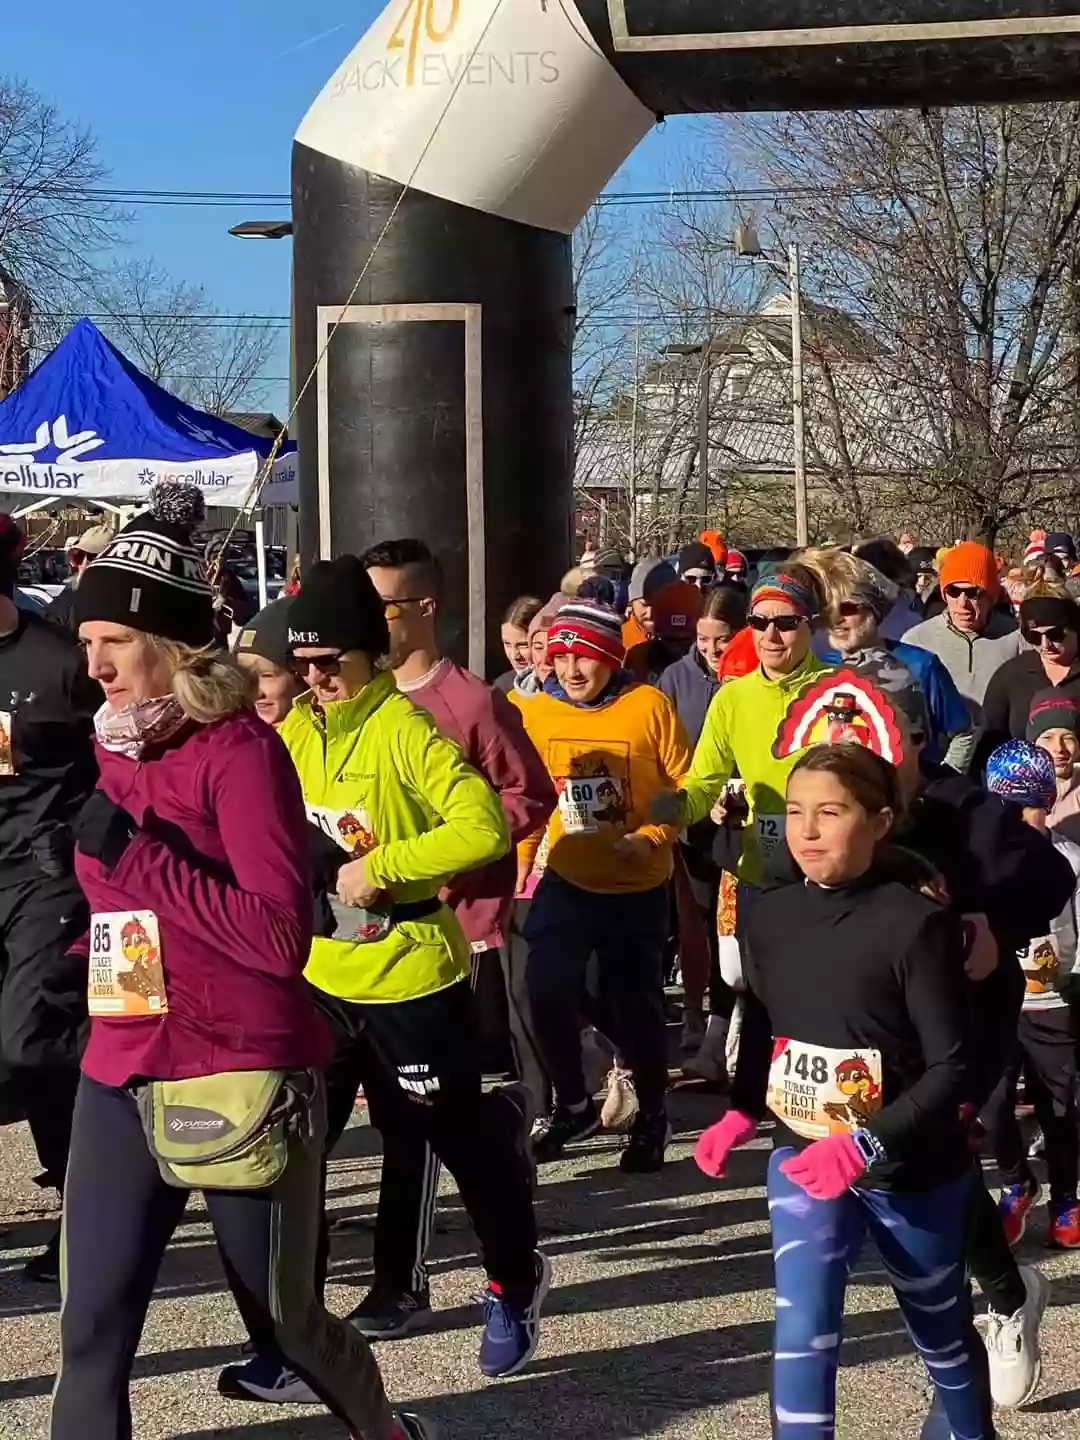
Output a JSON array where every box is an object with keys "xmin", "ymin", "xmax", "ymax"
[{"xmin": 768, "ymin": 1150, "xmax": 994, "ymax": 1440}]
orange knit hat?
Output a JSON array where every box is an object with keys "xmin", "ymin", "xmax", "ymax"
[
  {"xmin": 699, "ymin": 530, "xmax": 728, "ymax": 567},
  {"xmin": 939, "ymin": 541, "xmax": 1000, "ymax": 599}
]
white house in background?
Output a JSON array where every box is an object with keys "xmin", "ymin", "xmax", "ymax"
[{"xmin": 575, "ymin": 292, "xmax": 934, "ymax": 544}]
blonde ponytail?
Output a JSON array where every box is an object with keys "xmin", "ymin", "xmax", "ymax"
[{"xmin": 151, "ymin": 638, "xmax": 256, "ymax": 724}]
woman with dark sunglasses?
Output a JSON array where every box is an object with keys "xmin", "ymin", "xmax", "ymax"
[
  {"xmin": 656, "ymin": 565, "xmax": 830, "ymax": 885},
  {"xmin": 981, "ymin": 587, "xmax": 1080, "ymax": 760}
]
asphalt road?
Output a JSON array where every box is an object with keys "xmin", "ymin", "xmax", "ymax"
[{"xmin": 3, "ymin": 1091, "xmax": 1080, "ymax": 1438}]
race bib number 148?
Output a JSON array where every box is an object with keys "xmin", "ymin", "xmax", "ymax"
[{"xmin": 766, "ymin": 1037, "xmax": 883, "ymax": 1141}]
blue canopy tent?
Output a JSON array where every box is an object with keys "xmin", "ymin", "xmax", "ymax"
[{"xmin": 0, "ymin": 319, "xmax": 297, "ymax": 604}]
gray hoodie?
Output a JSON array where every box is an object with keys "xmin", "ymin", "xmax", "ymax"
[{"xmin": 903, "ymin": 610, "xmax": 1024, "ymax": 721}]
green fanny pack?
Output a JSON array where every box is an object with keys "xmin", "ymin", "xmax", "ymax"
[{"xmin": 138, "ymin": 1069, "xmax": 299, "ymax": 1191}]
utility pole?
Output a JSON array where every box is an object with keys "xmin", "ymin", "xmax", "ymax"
[
  {"xmin": 788, "ymin": 242, "xmax": 809, "ymax": 547},
  {"xmin": 628, "ymin": 301, "xmax": 641, "ymax": 559},
  {"xmin": 698, "ymin": 347, "xmax": 710, "ymax": 531}
]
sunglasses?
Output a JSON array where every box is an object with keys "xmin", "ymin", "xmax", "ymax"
[
  {"xmin": 1023, "ymin": 625, "xmax": 1071, "ymax": 647},
  {"xmin": 289, "ymin": 652, "xmax": 346, "ymax": 680},
  {"xmin": 749, "ymin": 613, "xmax": 805, "ymax": 634},
  {"xmin": 683, "ymin": 571, "xmax": 712, "ymax": 588},
  {"xmin": 381, "ymin": 596, "xmax": 427, "ymax": 620},
  {"xmin": 838, "ymin": 601, "xmax": 871, "ymax": 618},
  {"xmin": 944, "ymin": 584, "xmax": 985, "ymax": 601}
]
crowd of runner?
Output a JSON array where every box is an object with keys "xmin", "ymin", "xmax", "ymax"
[{"xmin": 5, "ymin": 489, "xmax": 1080, "ymax": 1437}]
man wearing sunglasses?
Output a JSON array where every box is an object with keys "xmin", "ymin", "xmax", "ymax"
[
  {"xmin": 678, "ymin": 540, "xmax": 716, "ymax": 591},
  {"xmin": 981, "ymin": 591, "xmax": 1080, "ymax": 760},
  {"xmin": 905, "ymin": 542, "xmax": 1024, "ymax": 731},
  {"xmin": 228, "ymin": 555, "xmax": 549, "ymax": 1404}
]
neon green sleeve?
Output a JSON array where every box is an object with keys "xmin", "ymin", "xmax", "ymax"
[
  {"xmin": 680, "ymin": 687, "xmax": 736, "ymax": 825},
  {"xmin": 364, "ymin": 720, "xmax": 510, "ymax": 889}
]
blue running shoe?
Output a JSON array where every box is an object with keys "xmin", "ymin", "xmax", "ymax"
[
  {"xmin": 478, "ymin": 1251, "xmax": 552, "ymax": 1378},
  {"xmin": 217, "ymin": 1353, "xmax": 318, "ymax": 1404}
]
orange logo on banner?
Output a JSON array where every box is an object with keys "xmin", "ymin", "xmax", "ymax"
[{"xmin": 388, "ymin": 0, "xmax": 462, "ymax": 85}]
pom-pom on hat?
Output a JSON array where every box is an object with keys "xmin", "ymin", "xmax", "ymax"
[
  {"xmin": 986, "ymin": 739, "xmax": 1058, "ymax": 813},
  {"xmin": 74, "ymin": 481, "xmax": 214, "ymax": 647},
  {"xmin": 547, "ymin": 600, "xmax": 626, "ymax": 670}
]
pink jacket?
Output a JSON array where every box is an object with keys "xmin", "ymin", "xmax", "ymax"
[
  {"xmin": 77, "ymin": 710, "xmax": 330, "ymax": 1087},
  {"xmin": 404, "ymin": 661, "xmax": 555, "ymax": 948}
]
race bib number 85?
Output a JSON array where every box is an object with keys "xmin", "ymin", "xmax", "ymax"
[
  {"xmin": 88, "ymin": 910, "xmax": 168, "ymax": 1018},
  {"xmin": 766, "ymin": 1037, "xmax": 883, "ymax": 1141}
]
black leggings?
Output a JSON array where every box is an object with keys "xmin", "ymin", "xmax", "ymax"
[{"xmin": 51, "ymin": 1074, "xmax": 395, "ymax": 1440}]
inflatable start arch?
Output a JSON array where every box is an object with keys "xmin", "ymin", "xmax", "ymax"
[{"xmin": 293, "ymin": 0, "xmax": 1080, "ymax": 669}]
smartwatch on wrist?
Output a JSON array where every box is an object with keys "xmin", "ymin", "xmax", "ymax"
[{"xmin": 850, "ymin": 1128, "xmax": 888, "ymax": 1169}]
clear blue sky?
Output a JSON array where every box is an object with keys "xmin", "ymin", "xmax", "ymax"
[{"xmin": 4, "ymin": 1, "xmax": 693, "ymax": 415}]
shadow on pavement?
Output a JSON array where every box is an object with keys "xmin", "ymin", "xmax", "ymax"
[{"xmin": 168, "ymin": 1303, "xmax": 916, "ymax": 1440}]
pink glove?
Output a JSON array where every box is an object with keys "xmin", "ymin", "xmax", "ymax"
[
  {"xmin": 780, "ymin": 1134, "xmax": 867, "ymax": 1200},
  {"xmin": 694, "ymin": 1109, "xmax": 758, "ymax": 1178}
]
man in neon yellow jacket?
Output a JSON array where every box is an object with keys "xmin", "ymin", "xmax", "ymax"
[
  {"xmin": 661, "ymin": 566, "xmax": 831, "ymax": 884},
  {"xmin": 224, "ymin": 557, "xmax": 548, "ymax": 1408}
]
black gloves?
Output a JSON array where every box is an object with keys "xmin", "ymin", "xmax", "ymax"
[{"xmin": 71, "ymin": 791, "xmax": 138, "ymax": 871}]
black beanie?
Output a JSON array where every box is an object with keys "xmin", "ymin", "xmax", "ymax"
[
  {"xmin": 1019, "ymin": 593, "xmax": 1080, "ymax": 632},
  {"xmin": 286, "ymin": 556, "xmax": 390, "ymax": 657},
  {"xmin": 73, "ymin": 482, "xmax": 214, "ymax": 647},
  {"xmin": 235, "ymin": 597, "xmax": 294, "ymax": 669},
  {"xmin": 679, "ymin": 541, "xmax": 716, "ymax": 575},
  {"xmin": 1028, "ymin": 687, "xmax": 1080, "ymax": 742}
]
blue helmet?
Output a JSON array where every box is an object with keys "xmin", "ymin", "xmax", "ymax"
[{"xmin": 986, "ymin": 739, "xmax": 1058, "ymax": 813}]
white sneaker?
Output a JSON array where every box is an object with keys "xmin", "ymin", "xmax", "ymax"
[
  {"xmin": 600, "ymin": 1067, "xmax": 639, "ymax": 1131},
  {"xmin": 976, "ymin": 1263, "xmax": 1049, "ymax": 1408}
]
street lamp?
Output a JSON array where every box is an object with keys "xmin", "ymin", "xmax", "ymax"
[
  {"xmin": 229, "ymin": 220, "xmax": 294, "ymax": 240},
  {"xmin": 229, "ymin": 219, "xmax": 297, "ymax": 602}
]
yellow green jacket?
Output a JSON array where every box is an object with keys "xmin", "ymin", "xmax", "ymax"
[
  {"xmin": 681, "ymin": 653, "xmax": 831, "ymax": 883},
  {"xmin": 279, "ymin": 672, "xmax": 510, "ymax": 1004}
]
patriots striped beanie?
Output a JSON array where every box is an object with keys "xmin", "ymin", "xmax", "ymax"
[
  {"xmin": 75, "ymin": 481, "xmax": 214, "ymax": 647},
  {"xmin": 986, "ymin": 739, "xmax": 1058, "ymax": 813},
  {"xmin": 547, "ymin": 600, "xmax": 626, "ymax": 670}
]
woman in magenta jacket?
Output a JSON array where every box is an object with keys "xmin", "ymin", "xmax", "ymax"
[{"xmin": 51, "ymin": 483, "xmax": 433, "ymax": 1440}]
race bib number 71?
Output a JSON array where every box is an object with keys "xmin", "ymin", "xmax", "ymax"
[{"xmin": 766, "ymin": 1038, "xmax": 883, "ymax": 1141}]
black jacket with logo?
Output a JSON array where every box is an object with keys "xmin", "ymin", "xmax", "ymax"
[{"xmin": 0, "ymin": 611, "xmax": 100, "ymax": 882}]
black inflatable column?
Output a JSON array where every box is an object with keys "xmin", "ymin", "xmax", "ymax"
[{"xmin": 292, "ymin": 0, "xmax": 652, "ymax": 672}]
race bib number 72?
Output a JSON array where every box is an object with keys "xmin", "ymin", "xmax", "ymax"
[
  {"xmin": 766, "ymin": 1038, "xmax": 883, "ymax": 1141},
  {"xmin": 754, "ymin": 812, "xmax": 783, "ymax": 859}
]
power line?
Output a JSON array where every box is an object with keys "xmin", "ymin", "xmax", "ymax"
[{"xmin": 0, "ymin": 182, "xmax": 833, "ymax": 211}]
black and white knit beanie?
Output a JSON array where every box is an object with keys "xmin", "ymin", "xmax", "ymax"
[{"xmin": 74, "ymin": 481, "xmax": 214, "ymax": 647}]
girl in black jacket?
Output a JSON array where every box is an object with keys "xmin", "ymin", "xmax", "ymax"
[{"xmin": 696, "ymin": 745, "xmax": 993, "ymax": 1440}]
